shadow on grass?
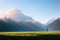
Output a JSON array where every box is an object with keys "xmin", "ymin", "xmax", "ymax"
[{"xmin": 0, "ymin": 35, "xmax": 60, "ymax": 40}]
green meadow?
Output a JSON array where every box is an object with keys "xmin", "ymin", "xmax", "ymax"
[{"xmin": 0, "ymin": 32, "xmax": 60, "ymax": 36}]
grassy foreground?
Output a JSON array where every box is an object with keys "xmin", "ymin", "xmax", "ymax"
[{"xmin": 0, "ymin": 32, "xmax": 60, "ymax": 36}]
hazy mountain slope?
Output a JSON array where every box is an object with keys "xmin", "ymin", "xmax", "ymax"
[
  {"xmin": 0, "ymin": 19, "xmax": 45, "ymax": 32},
  {"xmin": 0, "ymin": 8, "xmax": 45, "ymax": 31},
  {"xmin": 46, "ymin": 18, "xmax": 60, "ymax": 31},
  {"xmin": 18, "ymin": 21, "xmax": 45, "ymax": 31}
]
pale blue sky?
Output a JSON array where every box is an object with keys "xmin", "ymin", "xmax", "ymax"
[{"xmin": 0, "ymin": 0, "xmax": 60, "ymax": 24}]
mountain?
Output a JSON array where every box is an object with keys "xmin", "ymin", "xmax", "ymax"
[
  {"xmin": 8, "ymin": 8, "xmax": 33, "ymax": 22},
  {"xmin": 0, "ymin": 8, "xmax": 45, "ymax": 31},
  {"xmin": 0, "ymin": 18, "xmax": 45, "ymax": 32},
  {"xmin": 46, "ymin": 18, "xmax": 60, "ymax": 31},
  {"xmin": 18, "ymin": 21, "xmax": 45, "ymax": 31}
]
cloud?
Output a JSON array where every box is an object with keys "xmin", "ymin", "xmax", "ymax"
[
  {"xmin": 9, "ymin": 8, "xmax": 33, "ymax": 21},
  {"xmin": 0, "ymin": 8, "xmax": 33, "ymax": 22},
  {"xmin": 0, "ymin": 8, "xmax": 21, "ymax": 18},
  {"xmin": 5, "ymin": 8, "xmax": 21, "ymax": 18},
  {"xmin": 0, "ymin": 13, "xmax": 6, "ymax": 18}
]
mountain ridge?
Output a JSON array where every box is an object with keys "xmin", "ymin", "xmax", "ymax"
[{"xmin": 46, "ymin": 18, "xmax": 60, "ymax": 31}]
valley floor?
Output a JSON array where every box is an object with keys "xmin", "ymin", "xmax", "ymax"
[
  {"xmin": 0, "ymin": 32, "xmax": 60, "ymax": 36},
  {"xmin": 0, "ymin": 32, "xmax": 60, "ymax": 40}
]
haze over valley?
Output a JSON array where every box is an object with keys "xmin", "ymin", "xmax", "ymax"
[{"xmin": 0, "ymin": 8, "xmax": 60, "ymax": 31}]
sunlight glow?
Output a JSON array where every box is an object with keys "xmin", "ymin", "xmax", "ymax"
[{"xmin": 0, "ymin": 8, "xmax": 21, "ymax": 18}]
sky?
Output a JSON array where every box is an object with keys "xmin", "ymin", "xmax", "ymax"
[{"xmin": 0, "ymin": 0, "xmax": 60, "ymax": 24}]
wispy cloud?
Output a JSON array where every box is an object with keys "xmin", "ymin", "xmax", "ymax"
[
  {"xmin": 0, "ymin": 8, "xmax": 33, "ymax": 22},
  {"xmin": 0, "ymin": 8, "xmax": 21, "ymax": 18}
]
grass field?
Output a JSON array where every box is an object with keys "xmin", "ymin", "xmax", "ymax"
[{"xmin": 0, "ymin": 32, "xmax": 60, "ymax": 36}]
